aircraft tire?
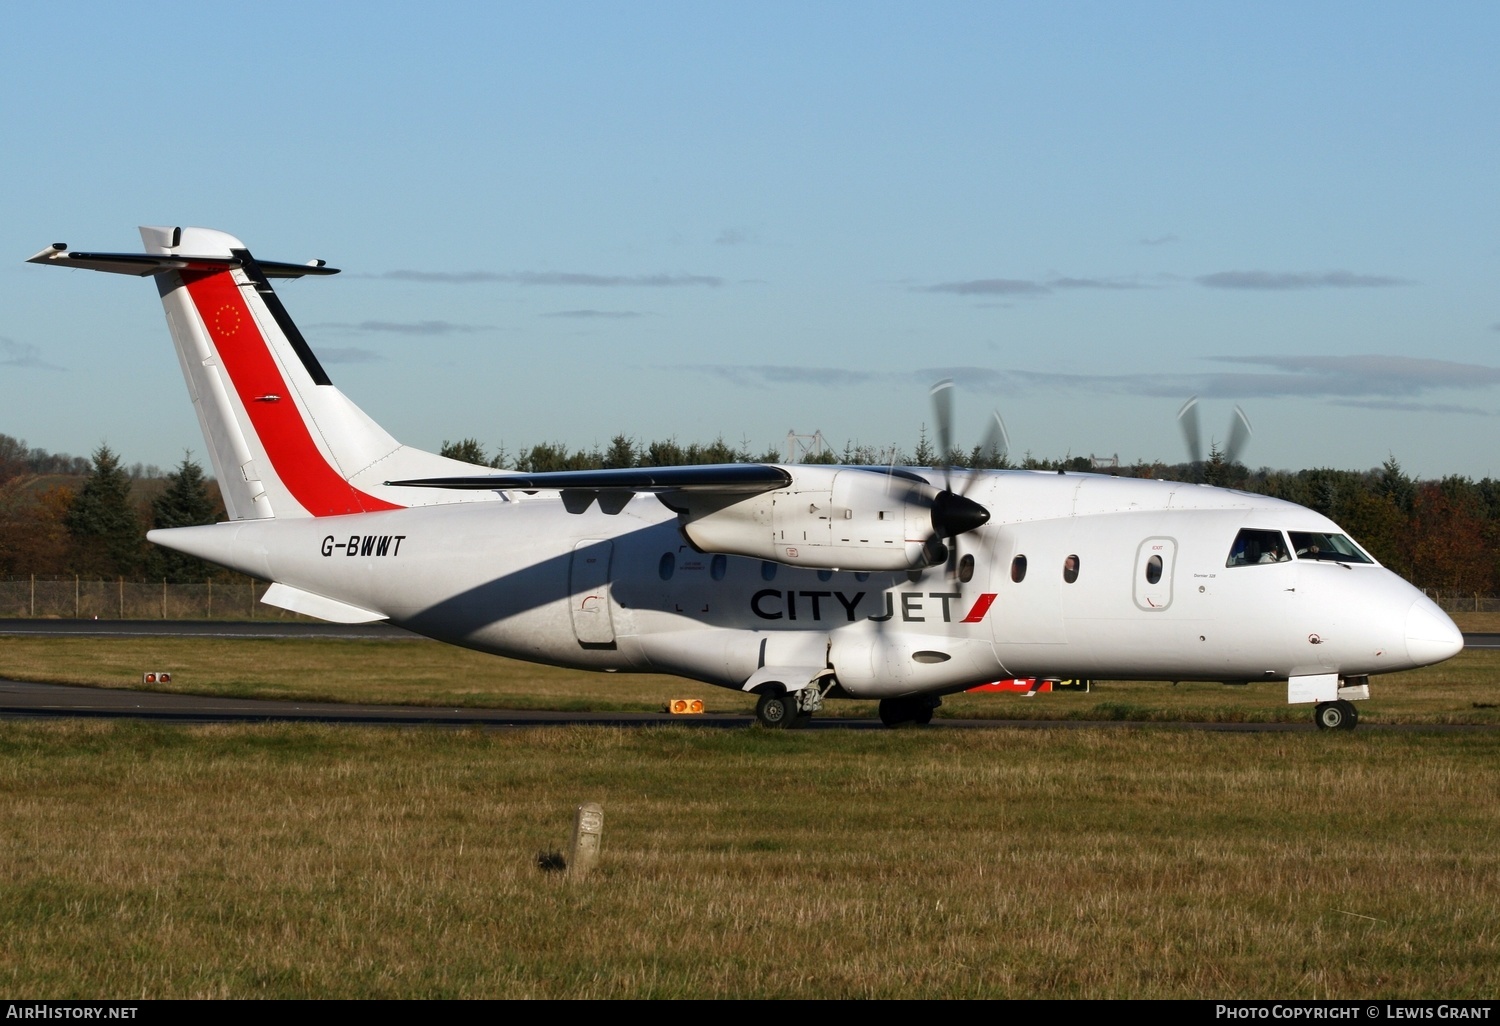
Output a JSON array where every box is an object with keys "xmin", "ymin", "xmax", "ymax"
[
  {"xmin": 1314, "ymin": 701, "xmax": 1358, "ymax": 731},
  {"xmin": 755, "ymin": 692, "xmax": 795, "ymax": 729},
  {"xmin": 879, "ymin": 697, "xmax": 929, "ymax": 728},
  {"xmin": 1335, "ymin": 699, "xmax": 1359, "ymax": 730},
  {"xmin": 878, "ymin": 698, "xmax": 906, "ymax": 727}
]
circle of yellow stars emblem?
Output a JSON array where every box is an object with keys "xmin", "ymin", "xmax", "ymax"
[{"xmin": 215, "ymin": 304, "xmax": 241, "ymax": 336}]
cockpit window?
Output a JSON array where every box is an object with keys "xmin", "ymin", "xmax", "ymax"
[
  {"xmin": 1226, "ymin": 528, "xmax": 1290, "ymax": 567},
  {"xmin": 1288, "ymin": 532, "xmax": 1373, "ymax": 564}
]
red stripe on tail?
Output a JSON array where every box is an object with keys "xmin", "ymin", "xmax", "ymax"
[{"xmin": 182, "ymin": 269, "xmax": 400, "ymax": 516}]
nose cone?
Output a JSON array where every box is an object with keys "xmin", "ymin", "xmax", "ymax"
[{"xmin": 1405, "ymin": 598, "xmax": 1464, "ymax": 667}]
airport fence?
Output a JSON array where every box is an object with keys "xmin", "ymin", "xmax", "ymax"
[{"xmin": 0, "ymin": 575, "xmax": 309, "ymax": 621}]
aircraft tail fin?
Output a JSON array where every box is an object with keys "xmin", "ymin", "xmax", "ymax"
[{"xmin": 30, "ymin": 227, "xmax": 494, "ymax": 519}]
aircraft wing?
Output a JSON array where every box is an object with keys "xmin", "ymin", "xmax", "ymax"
[{"xmin": 386, "ymin": 463, "xmax": 793, "ymax": 494}]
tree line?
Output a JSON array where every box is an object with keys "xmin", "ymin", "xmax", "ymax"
[{"xmin": 2, "ymin": 430, "xmax": 1495, "ymax": 595}]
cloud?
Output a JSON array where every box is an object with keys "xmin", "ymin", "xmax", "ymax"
[
  {"xmin": 918, "ymin": 275, "xmax": 1148, "ymax": 296},
  {"xmin": 1139, "ymin": 234, "xmax": 1178, "ymax": 246},
  {"xmin": 714, "ymin": 228, "xmax": 752, "ymax": 246},
  {"xmin": 1048, "ymin": 277, "xmax": 1151, "ymax": 291},
  {"xmin": 370, "ymin": 269, "xmax": 724, "ymax": 287},
  {"xmin": 685, "ymin": 365, "xmax": 882, "ymax": 389},
  {"xmin": 1196, "ymin": 270, "xmax": 1408, "ymax": 290},
  {"xmin": 1204, "ymin": 355, "xmax": 1500, "ymax": 395},
  {"xmin": 543, "ymin": 310, "xmax": 645, "ymax": 319},
  {"xmin": 317, "ymin": 347, "xmax": 382, "ymax": 364},
  {"xmin": 683, "ymin": 354, "xmax": 1500, "ymax": 408},
  {"xmin": 1329, "ymin": 399, "xmax": 1491, "ymax": 416},
  {"xmin": 310, "ymin": 320, "xmax": 488, "ymax": 335},
  {"xmin": 983, "ymin": 355, "xmax": 1500, "ymax": 403},
  {"xmin": 0, "ymin": 337, "xmax": 64, "ymax": 370},
  {"xmin": 918, "ymin": 278, "xmax": 1051, "ymax": 296}
]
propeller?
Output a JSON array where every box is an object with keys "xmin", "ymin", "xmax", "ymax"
[
  {"xmin": 924, "ymin": 379, "xmax": 1005, "ymax": 571},
  {"xmin": 1176, "ymin": 396, "xmax": 1252, "ymax": 480}
]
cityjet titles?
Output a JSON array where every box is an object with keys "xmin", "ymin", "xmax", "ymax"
[
  {"xmin": 320, "ymin": 534, "xmax": 406, "ymax": 557},
  {"xmin": 751, "ymin": 589, "xmax": 996, "ymax": 624}
]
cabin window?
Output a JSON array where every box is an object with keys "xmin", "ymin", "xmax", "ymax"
[
  {"xmin": 817, "ymin": 569, "xmax": 834, "ymax": 582},
  {"xmin": 1225, "ymin": 528, "xmax": 1290, "ymax": 567},
  {"xmin": 854, "ymin": 571, "xmax": 870, "ymax": 583},
  {"xmin": 1288, "ymin": 531, "xmax": 1374, "ymax": 564},
  {"xmin": 760, "ymin": 560, "xmax": 778, "ymax": 581},
  {"xmin": 958, "ymin": 554, "xmax": 975, "ymax": 583},
  {"xmin": 710, "ymin": 554, "xmax": 727, "ymax": 580},
  {"xmin": 1011, "ymin": 555, "xmax": 1027, "ymax": 583},
  {"xmin": 658, "ymin": 552, "xmax": 676, "ymax": 580},
  {"xmin": 1063, "ymin": 554, "xmax": 1080, "ymax": 584},
  {"xmin": 1145, "ymin": 554, "xmax": 1163, "ymax": 584}
]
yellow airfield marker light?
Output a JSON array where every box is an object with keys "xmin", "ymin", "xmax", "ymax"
[{"xmin": 667, "ymin": 698, "xmax": 705, "ymax": 714}]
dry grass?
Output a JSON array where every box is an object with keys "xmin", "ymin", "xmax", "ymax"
[
  {"xmin": 2, "ymin": 635, "xmax": 1498, "ymax": 725},
  {"xmin": 0, "ymin": 721, "xmax": 1496, "ymax": 998},
  {"xmin": 1448, "ymin": 611, "xmax": 1500, "ymax": 632}
]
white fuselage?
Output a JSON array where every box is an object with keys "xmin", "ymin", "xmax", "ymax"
[{"xmin": 155, "ymin": 468, "xmax": 1460, "ymax": 700}]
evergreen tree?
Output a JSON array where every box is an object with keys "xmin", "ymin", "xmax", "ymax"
[
  {"xmin": 440, "ymin": 438, "xmax": 489, "ymax": 466},
  {"xmin": 911, "ymin": 425, "xmax": 936, "ymax": 467},
  {"xmin": 603, "ymin": 434, "xmax": 637, "ymax": 469},
  {"xmin": 148, "ymin": 454, "xmax": 219, "ymax": 582},
  {"xmin": 64, "ymin": 444, "xmax": 143, "ymax": 577}
]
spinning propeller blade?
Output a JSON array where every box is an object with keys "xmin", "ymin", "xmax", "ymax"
[
  {"xmin": 925, "ymin": 379, "xmax": 993, "ymax": 572},
  {"xmin": 1177, "ymin": 396, "xmax": 1253, "ymax": 480},
  {"xmin": 1177, "ymin": 396, "xmax": 1203, "ymax": 467},
  {"xmin": 1225, "ymin": 405, "xmax": 1252, "ymax": 467}
]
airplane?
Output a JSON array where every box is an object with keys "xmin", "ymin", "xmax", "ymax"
[{"xmin": 28, "ymin": 227, "xmax": 1465, "ymax": 731}]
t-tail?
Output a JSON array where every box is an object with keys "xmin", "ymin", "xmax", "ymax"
[{"xmin": 28, "ymin": 226, "xmax": 492, "ymax": 519}]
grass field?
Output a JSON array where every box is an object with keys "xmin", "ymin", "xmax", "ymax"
[
  {"xmin": 1, "ymin": 720, "xmax": 1497, "ymax": 998},
  {"xmin": 2, "ymin": 633, "xmax": 1497, "ymax": 998},
  {"xmin": 2, "ymin": 633, "xmax": 1497, "ymax": 725}
]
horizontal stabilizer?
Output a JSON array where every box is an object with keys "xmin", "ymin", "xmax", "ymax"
[
  {"xmin": 261, "ymin": 583, "xmax": 387, "ymax": 623},
  {"xmin": 27, "ymin": 244, "xmax": 338, "ymax": 278},
  {"xmin": 386, "ymin": 463, "xmax": 793, "ymax": 493}
]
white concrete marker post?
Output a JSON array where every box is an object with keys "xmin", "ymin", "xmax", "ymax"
[{"xmin": 568, "ymin": 802, "xmax": 604, "ymax": 878}]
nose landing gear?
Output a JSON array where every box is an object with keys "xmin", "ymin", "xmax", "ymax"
[{"xmin": 1314, "ymin": 699, "xmax": 1359, "ymax": 731}]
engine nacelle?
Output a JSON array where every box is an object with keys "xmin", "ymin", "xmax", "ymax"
[{"xmin": 666, "ymin": 465, "xmax": 938, "ymax": 571}]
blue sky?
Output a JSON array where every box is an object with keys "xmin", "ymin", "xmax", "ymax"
[{"xmin": 3, "ymin": 3, "xmax": 1497, "ymax": 479}]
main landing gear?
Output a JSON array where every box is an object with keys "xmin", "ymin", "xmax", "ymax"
[
  {"xmin": 878, "ymin": 695, "xmax": 940, "ymax": 728},
  {"xmin": 1314, "ymin": 699, "xmax": 1359, "ymax": 731},
  {"xmin": 754, "ymin": 690, "xmax": 814, "ymax": 729}
]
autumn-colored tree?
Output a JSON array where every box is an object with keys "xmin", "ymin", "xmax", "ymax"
[
  {"xmin": 0, "ymin": 482, "xmax": 75, "ymax": 575},
  {"xmin": 1407, "ymin": 483, "xmax": 1492, "ymax": 594},
  {"xmin": 1331, "ymin": 487, "xmax": 1409, "ymax": 578}
]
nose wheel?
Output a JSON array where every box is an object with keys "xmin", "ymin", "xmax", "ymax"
[{"xmin": 1314, "ymin": 699, "xmax": 1359, "ymax": 731}]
